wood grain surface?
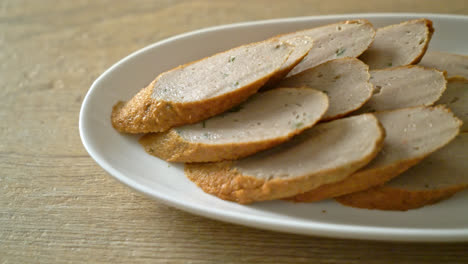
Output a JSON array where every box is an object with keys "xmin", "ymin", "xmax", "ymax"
[{"xmin": 1, "ymin": 0, "xmax": 468, "ymax": 263}]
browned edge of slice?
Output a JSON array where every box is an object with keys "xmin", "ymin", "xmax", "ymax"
[
  {"xmin": 285, "ymin": 19, "xmax": 376, "ymax": 77},
  {"xmin": 288, "ymin": 105, "xmax": 461, "ymax": 203},
  {"xmin": 359, "ymin": 19, "xmax": 434, "ymax": 69},
  {"xmin": 336, "ymin": 132, "xmax": 468, "ymax": 210},
  {"xmin": 335, "ymin": 184, "xmax": 468, "ymax": 211},
  {"xmin": 410, "ymin": 19, "xmax": 434, "ymax": 65},
  {"xmin": 185, "ymin": 114, "xmax": 385, "ymax": 204},
  {"xmin": 437, "ymin": 76, "xmax": 468, "ymax": 132},
  {"xmin": 278, "ymin": 57, "xmax": 373, "ymax": 121},
  {"xmin": 262, "ymin": 37, "xmax": 314, "ymax": 88},
  {"xmin": 288, "ymin": 155, "xmax": 422, "ymax": 203},
  {"xmin": 111, "ymin": 38, "xmax": 293, "ymax": 134},
  {"xmin": 139, "ymin": 89, "xmax": 328, "ymax": 163},
  {"xmin": 140, "ymin": 130, "xmax": 299, "ymax": 163},
  {"xmin": 419, "ymin": 51, "xmax": 468, "ymax": 80},
  {"xmin": 111, "ymin": 72, "xmax": 273, "ymax": 133},
  {"xmin": 448, "ymin": 76, "xmax": 468, "ymax": 82},
  {"xmin": 353, "ymin": 65, "xmax": 447, "ymax": 114}
]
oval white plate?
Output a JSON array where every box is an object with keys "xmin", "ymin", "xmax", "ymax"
[{"xmin": 80, "ymin": 13, "xmax": 468, "ymax": 242}]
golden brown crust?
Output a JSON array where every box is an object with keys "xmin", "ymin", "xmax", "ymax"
[
  {"xmin": 262, "ymin": 40, "xmax": 313, "ymax": 89},
  {"xmin": 345, "ymin": 19, "xmax": 376, "ymax": 59},
  {"xmin": 139, "ymin": 88, "xmax": 328, "ymax": 162},
  {"xmin": 111, "ymin": 72, "xmax": 274, "ymax": 133},
  {"xmin": 318, "ymin": 58, "xmax": 373, "ymax": 121},
  {"xmin": 359, "ymin": 19, "xmax": 434, "ymax": 69},
  {"xmin": 287, "ymin": 157, "xmax": 421, "ymax": 202},
  {"xmin": 185, "ymin": 116, "xmax": 385, "ymax": 204},
  {"xmin": 289, "ymin": 105, "xmax": 461, "ymax": 202},
  {"xmin": 276, "ymin": 57, "xmax": 373, "ymax": 121},
  {"xmin": 284, "ymin": 19, "xmax": 375, "ymax": 79},
  {"xmin": 111, "ymin": 39, "xmax": 292, "ymax": 134},
  {"xmin": 335, "ymin": 184, "xmax": 468, "ymax": 211},
  {"xmin": 369, "ymin": 63, "xmax": 443, "ymax": 73},
  {"xmin": 140, "ymin": 130, "xmax": 302, "ymax": 163},
  {"xmin": 409, "ymin": 19, "xmax": 434, "ymax": 65},
  {"xmin": 263, "ymin": 19, "xmax": 375, "ymax": 88},
  {"xmin": 447, "ymin": 76, "xmax": 468, "ymax": 82}
]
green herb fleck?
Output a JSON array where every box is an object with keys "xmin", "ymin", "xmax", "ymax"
[
  {"xmin": 295, "ymin": 122, "xmax": 304, "ymax": 128},
  {"xmin": 336, "ymin": 48, "xmax": 346, "ymax": 56},
  {"xmin": 202, "ymin": 121, "xmax": 206, "ymax": 128},
  {"xmin": 234, "ymin": 81, "xmax": 239, "ymax": 86},
  {"xmin": 387, "ymin": 62, "xmax": 393, "ymax": 67},
  {"xmin": 229, "ymin": 56, "xmax": 236, "ymax": 62},
  {"xmin": 322, "ymin": 90, "xmax": 329, "ymax": 95},
  {"xmin": 275, "ymin": 44, "xmax": 281, "ymax": 49},
  {"xmin": 228, "ymin": 105, "xmax": 243, "ymax": 112}
]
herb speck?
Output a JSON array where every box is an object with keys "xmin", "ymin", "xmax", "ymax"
[
  {"xmin": 336, "ymin": 48, "xmax": 346, "ymax": 56},
  {"xmin": 295, "ymin": 122, "xmax": 304, "ymax": 128},
  {"xmin": 202, "ymin": 121, "xmax": 206, "ymax": 128},
  {"xmin": 229, "ymin": 56, "xmax": 236, "ymax": 62},
  {"xmin": 388, "ymin": 62, "xmax": 393, "ymax": 67}
]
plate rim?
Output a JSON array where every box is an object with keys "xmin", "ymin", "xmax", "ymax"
[{"xmin": 79, "ymin": 13, "xmax": 468, "ymax": 242}]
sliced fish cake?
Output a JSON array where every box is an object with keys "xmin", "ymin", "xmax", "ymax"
[
  {"xmin": 336, "ymin": 134, "xmax": 468, "ymax": 211},
  {"xmin": 360, "ymin": 19, "xmax": 434, "ymax": 69},
  {"xmin": 278, "ymin": 58, "xmax": 373, "ymax": 120},
  {"xmin": 112, "ymin": 37, "xmax": 308, "ymax": 133},
  {"xmin": 290, "ymin": 106, "xmax": 461, "ymax": 202},
  {"xmin": 437, "ymin": 78, "xmax": 468, "ymax": 132},
  {"xmin": 185, "ymin": 114, "xmax": 384, "ymax": 204},
  {"xmin": 139, "ymin": 88, "xmax": 328, "ymax": 162},
  {"xmin": 419, "ymin": 51, "xmax": 468, "ymax": 80},
  {"xmin": 277, "ymin": 19, "xmax": 375, "ymax": 77},
  {"xmin": 356, "ymin": 65, "xmax": 446, "ymax": 113},
  {"xmin": 263, "ymin": 36, "xmax": 314, "ymax": 86}
]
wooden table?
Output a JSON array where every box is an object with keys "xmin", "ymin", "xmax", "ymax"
[{"xmin": 2, "ymin": 0, "xmax": 468, "ymax": 262}]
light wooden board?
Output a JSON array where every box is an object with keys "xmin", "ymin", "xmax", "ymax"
[{"xmin": 1, "ymin": 0, "xmax": 468, "ymax": 262}]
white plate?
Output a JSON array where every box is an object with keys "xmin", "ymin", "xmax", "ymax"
[{"xmin": 79, "ymin": 13, "xmax": 468, "ymax": 242}]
